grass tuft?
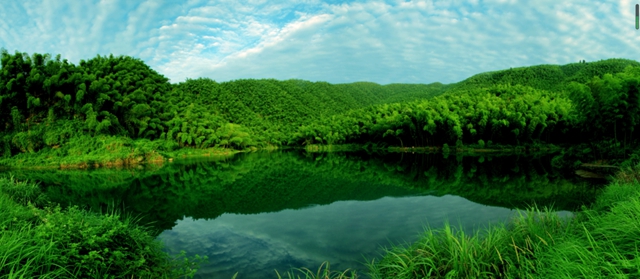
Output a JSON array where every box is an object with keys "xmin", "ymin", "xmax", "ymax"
[{"xmin": 276, "ymin": 261, "xmax": 358, "ymax": 279}]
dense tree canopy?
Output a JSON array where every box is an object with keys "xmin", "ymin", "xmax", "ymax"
[
  {"xmin": 291, "ymin": 84, "xmax": 576, "ymax": 146},
  {"xmin": 1, "ymin": 49, "xmax": 640, "ymax": 160},
  {"xmin": 290, "ymin": 60, "xmax": 640, "ymax": 148},
  {"xmin": 450, "ymin": 59, "xmax": 640, "ymax": 92}
]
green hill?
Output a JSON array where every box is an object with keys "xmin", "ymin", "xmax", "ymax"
[
  {"xmin": 167, "ymin": 78, "xmax": 446, "ymax": 143},
  {"xmin": 1, "ymin": 49, "xmax": 639, "ymax": 166},
  {"xmin": 293, "ymin": 59, "xmax": 640, "ymax": 147},
  {"xmin": 449, "ymin": 59, "xmax": 640, "ymax": 92}
]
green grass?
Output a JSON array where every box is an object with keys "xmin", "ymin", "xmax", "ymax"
[
  {"xmin": 0, "ymin": 175, "xmax": 205, "ymax": 279},
  {"xmin": 290, "ymin": 168, "xmax": 640, "ymax": 279},
  {"xmin": 0, "ymin": 226, "xmax": 70, "ymax": 279},
  {"xmin": 364, "ymin": 207, "xmax": 558, "ymax": 279},
  {"xmin": 276, "ymin": 262, "xmax": 358, "ymax": 279},
  {"xmin": 0, "ymin": 134, "xmax": 242, "ymax": 170},
  {"xmin": 357, "ymin": 179, "xmax": 640, "ymax": 279}
]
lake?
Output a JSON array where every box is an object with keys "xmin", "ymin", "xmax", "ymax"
[{"xmin": 8, "ymin": 151, "xmax": 602, "ymax": 278}]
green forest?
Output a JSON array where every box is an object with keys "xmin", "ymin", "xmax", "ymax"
[{"xmin": 1, "ymin": 49, "xmax": 640, "ymax": 167}]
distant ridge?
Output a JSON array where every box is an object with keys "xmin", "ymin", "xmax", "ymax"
[{"xmin": 448, "ymin": 58, "xmax": 640, "ymax": 92}]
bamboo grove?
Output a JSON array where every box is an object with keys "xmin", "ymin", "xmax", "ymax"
[
  {"xmin": 1, "ymin": 49, "xmax": 640, "ymax": 160},
  {"xmin": 292, "ymin": 60, "xmax": 640, "ymax": 147}
]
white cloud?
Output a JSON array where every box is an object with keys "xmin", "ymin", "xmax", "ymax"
[
  {"xmin": 0, "ymin": 0, "xmax": 638, "ymax": 84},
  {"xmin": 155, "ymin": 0, "xmax": 639, "ymax": 84}
]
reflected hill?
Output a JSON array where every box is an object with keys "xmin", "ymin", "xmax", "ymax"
[{"xmin": 6, "ymin": 151, "xmax": 601, "ymax": 233}]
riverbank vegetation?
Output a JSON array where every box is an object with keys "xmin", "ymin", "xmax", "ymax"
[
  {"xmin": 365, "ymin": 168, "xmax": 640, "ymax": 279},
  {"xmin": 0, "ymin": 175, "xmax": 204, "ymax": 278}
]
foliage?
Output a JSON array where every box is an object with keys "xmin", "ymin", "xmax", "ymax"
[
  {"xmin": 167, "ymin": 78, "xmax": 446, "ymax": 146},
  {"xmin": 0, "ymin": 49, "xmax": 449, "ymax": 159},
  {"xmin": 450, "ymin": 58, "xmax": 640, "ymax": 92},
  {"xmin": 0, "ymin": 50, "xmax": 172, "ymax": 158},
  {"xmin": 2, "ymin": 49, "xmax": 640, "ymax": 162},
  {"xmin": 276, "ymin": 261, "xmax": 357, "ymax": 279},
  {"xmin": 292, "ymin": 84, "xmax": 576, "ymax": 146},
  {"xmin": 0, "ymin": 175, "xmax": 204, "ymax": 278},
  {"xmin": 566, "ymin": 66, "xmax": 640, "ymax": 145},
  {"xmin": 368, "ymin": 179, "xmax": 640, "ymax": 279}
]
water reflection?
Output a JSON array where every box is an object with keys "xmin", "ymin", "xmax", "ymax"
[{"xmin": 160, "ymin": 195, "xmax": 532, "ymax": 279}]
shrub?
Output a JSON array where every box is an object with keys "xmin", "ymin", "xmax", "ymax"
[
  {"xmin": 29, "ymin": 205, "xmax": 191, "ymax": 278},
  {"xmin": 478, "ymin": 139, "xmax": 485, "ymax": 148}
]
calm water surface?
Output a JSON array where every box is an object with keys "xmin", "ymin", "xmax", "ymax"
[
  {"xmin": 12, "ymin": 151, "xmax": 599, "ymax": 279},
  {"xmin": 160, "ymin": 195, "xmax": 529, "ymax": 278}
]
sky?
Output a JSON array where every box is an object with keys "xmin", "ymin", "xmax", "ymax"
[{"xmin": 0, "ymin": 0, "xmax": 637, "ymax": 85}]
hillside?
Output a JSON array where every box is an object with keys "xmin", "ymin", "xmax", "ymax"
[
  {"xmin": 293, "ymin": 59, "xmax": 640, "ymax": 148},
  {"xmin": 0, "ymin": 50, "xmax": 446, "ymax": 162},
  {"xmin": 1, "ymin": 49, "xmax": 639, "ymax": 166},
  {"xmin": 168, "ymin": 78, "xmax": 446, "ymax": 143},
  {"xmin": 448, "ymin": 59, "xmax": 640, "ymax": 92}
]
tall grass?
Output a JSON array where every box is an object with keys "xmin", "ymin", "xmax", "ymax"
[
  {"xmin": 366, "ymin": 208, "xmax": 564, "ymax": 279},
  {"xmin": 535, "ymin": 182, "xmax": 640, "ymax": 278},
  {"xmin": 276, "ymin": 262, "xmax": 358, "ymax": 279},
  {"xmin": 362, "ymin": 179, "xmax": 640, "ymax": 279},
  {"xmin": 0, "ymin": 175, "xmax": 205, "ymax": 278},
  {"xmin": 0, "ymin": 227, "xmax": 71, "ymax": 279}
]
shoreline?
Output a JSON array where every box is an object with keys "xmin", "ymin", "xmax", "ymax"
[
  {"xmin": 0, "ymin": 143, "xmax": 566, "ymax": 171},
  {"xmin": 0, "ymin": 147, "xmax": 243, "ymax": 171}
]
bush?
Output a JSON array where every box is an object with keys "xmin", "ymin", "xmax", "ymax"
[
  {"xmin": 0, "ymin": 176, "xmax": 205, "ymax": 278},
  {"xmin": 478, "ymin": 139, "xmax": 485, "ymax": 148},
  {"xmin": 0, "ymin": 176, "xmax": 49, "ymax": 207},
  {"xmin": 30, "ymin": 205, "xmax": 191, "ymax": 278}
]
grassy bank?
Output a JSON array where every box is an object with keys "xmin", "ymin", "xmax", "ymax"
[
  {"xmin": 0, "ymin": 175, "xmax": 205, "ymax": 278},
  {"xmin": 1, "ymin": 137, "xmax": 562, "ymax": 171},
  {"xmin": 303, "ymin": 144, "xmax": 365, "ymax": 152},
  {"xmin": 281, "ymin": 166, "xmax": 640, "ymax": 279},
  {"xmin": 0, "ymin": 135, "xmax": 242, "ymax": 170}
]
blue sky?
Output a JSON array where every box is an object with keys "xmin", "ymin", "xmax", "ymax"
[{"xmin": 0, "ymin": 0, "xmax": 637, "ymax": 85}]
